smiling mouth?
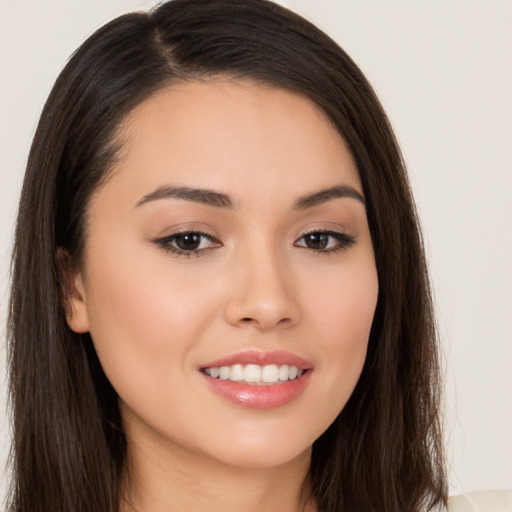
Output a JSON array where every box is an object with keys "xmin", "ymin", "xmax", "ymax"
[
  {"xmin": 202, "ymin": 364, "xmax": 304, "ymax": 385},
  {"xmin": 200, "ymin": 351, "xmax": 312, "ymax": 408}
]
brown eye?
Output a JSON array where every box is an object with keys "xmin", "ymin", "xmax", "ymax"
[
  {"xmin": 155, "ymin": 231, "xmax": 222, "ymax": 257},
  {"xmin": 303, "ymin": 233, "xmax": 330, "ymax": 250},
  {"xmin": 174, "ymin": 233, "xmax": 202, "ymax": 251},
  {"xmin": 295, "ymin": 230, "xmax": 356, "ymax": 253}
]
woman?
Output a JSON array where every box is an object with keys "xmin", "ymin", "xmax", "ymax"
[{"xmin": 7, "ymin": 0, "xmax": 447, "ymax": 511}]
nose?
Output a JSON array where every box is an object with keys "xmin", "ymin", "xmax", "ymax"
[{"xmin": 223, "ymin": 248, "xmax": 301, "ymax": 331}]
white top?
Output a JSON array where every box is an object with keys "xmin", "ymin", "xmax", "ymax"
[{"xmin": 448, "ymin": 490, "xmax": 512, "ymax": 512}]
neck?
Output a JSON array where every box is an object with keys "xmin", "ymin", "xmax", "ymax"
[{"xmin": 119, "ymin": 432, "xmax": 315, "ymax": 512}]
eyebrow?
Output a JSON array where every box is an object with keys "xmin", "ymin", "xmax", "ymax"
[
  {"xmin": 134, "ymin": 184, "xmax": 365, "ymax": 210},
  {"xmin": 293, "ymin": 185, "xmax": 365, "ymax": 209},
  {"xmin": 134, "ymin": 185, "xmax": 235, "ymax": 209}
]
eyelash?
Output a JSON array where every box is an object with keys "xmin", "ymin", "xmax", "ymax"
[
  {"xmin": 295, "ymin": 230, "xmax": 356, "ymax": 254},
  {"xmin": 154, "ymin": 230, "xmax": 221, "ymax": 258},
  {"xmin": 154, "ymin": 229, "xmax": 356, "ymax": 258}
]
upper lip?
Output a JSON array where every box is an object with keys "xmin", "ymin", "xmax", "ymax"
[{"xmin": 200, "ymin": 349, "xmax": 313, "ymax": 370}]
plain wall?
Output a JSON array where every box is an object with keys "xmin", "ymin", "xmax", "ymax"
[{"xmin": 1, "ymin": 0, "xmax": 511, "ymax": 504}]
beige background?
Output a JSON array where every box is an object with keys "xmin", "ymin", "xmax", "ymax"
[{"xmin": 1, "ymin": 0, "xmax": 511, "ymax": 504}]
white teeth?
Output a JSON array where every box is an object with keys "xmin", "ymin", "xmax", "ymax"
[
  {"xmin": 230, "ymin": 364, "xmax": 244, "ymax": 381},
  {"xmin": 219, "ymin": 366, "xmax": 230, "ymax": 380},
  {"xmin": 203, "ymin": 364, "xmax": 304, "ymax": 384},
  {"xmin": 244, "ymin": 364, "xmax": 261, "ymax": 383},
  {"xmin": 261, "ymin": 364, "xmax": 279, "ymax": 383},
  {"xmin": 278, "ymin": 364, "xmax": 289, "ymax": 381}
]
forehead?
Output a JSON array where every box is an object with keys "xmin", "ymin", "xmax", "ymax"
[{"xmin": 102, "ymin": 79, "xmax": 361, "ymax": 206}]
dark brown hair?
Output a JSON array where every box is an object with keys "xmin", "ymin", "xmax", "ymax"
[{"xmin": 7, "ymin": 1, "xmax": 447, "ymax": 511}]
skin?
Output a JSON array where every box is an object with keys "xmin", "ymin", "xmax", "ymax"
[{"xmin": 66, "ymin": 80, "xmax": 379, "ymax": 512}]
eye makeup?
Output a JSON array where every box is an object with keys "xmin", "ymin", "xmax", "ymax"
[
  {"xmin": 154, "ymin": 229, "xmax": 222, "ymax": 258},
  {"xmin": 294, "ymin": 229, "xmax": 356, "ymax": 254},
  {"xmin": 153, "ymin": 227, "xmax": 356, "ymax": 259}
]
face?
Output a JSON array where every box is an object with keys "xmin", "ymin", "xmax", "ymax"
[{"xmin": 67, "ymin": 80, "xmax": 378, "ymax": 470}]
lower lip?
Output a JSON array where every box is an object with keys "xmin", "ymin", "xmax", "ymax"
[{"xmin": 201, "ymin": 371, "xmax": 312, "ymax": 409}]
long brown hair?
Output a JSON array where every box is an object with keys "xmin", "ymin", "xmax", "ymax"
[{"xmin": 7, "ymin": 1, "xmax": 447, "ymax": 510}]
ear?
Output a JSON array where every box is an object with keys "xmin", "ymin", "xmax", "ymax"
[{"xmin": 57, "ymin": 248, "xmax": 90, "ymax": 333}]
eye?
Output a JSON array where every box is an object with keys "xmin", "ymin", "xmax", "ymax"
[
  {"xmin": 154, "ymin": 231, "xmax": 222, "ymax": 257},
  {"xmin": 295, "ymin": 230, "xmax": 355, "ymax": 253}
]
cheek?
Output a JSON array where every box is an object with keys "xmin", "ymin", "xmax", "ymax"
[
  {"xmin": 308, "ymin": 252, "xmax": 378, "ymax": 346},
  {"xmin": 81, "ymin": 247, "xmax": 221, "ymax": 398},
  {"xmin": 304, "ymin": 256, "xmax": 378, "ymax": 406}
]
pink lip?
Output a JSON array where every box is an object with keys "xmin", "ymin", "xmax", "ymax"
[
  {"xmin": 201, "ymin": 371, "xmax": 311, "ymax": 409},
  {"xmin": 200, "ymin": 349, "xmax": 312, "ymax": 370},
  {"xmin": 199, "ymin": 350, "xmax": 313, "ymax": 409}
]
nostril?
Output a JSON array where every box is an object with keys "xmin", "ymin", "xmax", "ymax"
[{"xmin": 238, "ymin": 316, "xmax": 292, "ymax": 327}]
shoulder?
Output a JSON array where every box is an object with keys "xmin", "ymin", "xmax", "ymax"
[{"xmin": 447, "ymin": 490, "xmax": 512, "ymax": 512}]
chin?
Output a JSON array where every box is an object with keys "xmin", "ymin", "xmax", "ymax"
[
  {"xmin": 192, "ymin": 422, "xmax": 316, "ymax": 470},
  {"xmin": 208, "ymin": 443, "xmax": 312, "ymax": 470}
]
